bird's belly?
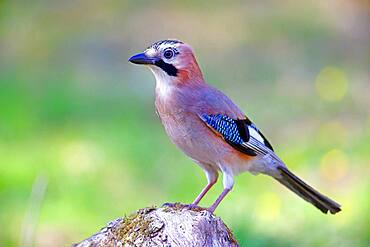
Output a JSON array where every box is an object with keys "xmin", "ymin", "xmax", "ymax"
[
  {"xmin": 161, "ymin": 115, "xmax": 226, "ymax": 164},
  {"xmin": 161, "ymin": 114, "xmax": 256, "ymax": 174}
]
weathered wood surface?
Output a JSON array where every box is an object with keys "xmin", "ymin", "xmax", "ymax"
[{"xmin": 73, "ymin": 203, "xmax": 239, "ymax": 247}]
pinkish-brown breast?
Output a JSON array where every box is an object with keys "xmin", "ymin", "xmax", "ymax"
[{"xmin": 154, "ymin": 82, "xmax": 248, "ymax": 166}]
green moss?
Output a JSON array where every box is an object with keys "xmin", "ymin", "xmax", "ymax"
[
  {"xmin": 114, "ymin": 204, "xmax": 212, "ymax": 244},
  {"xmin": 115, "ymin": 207, "xmax": 158, "ymax": 244}
]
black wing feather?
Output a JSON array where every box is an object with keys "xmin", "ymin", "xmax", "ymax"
[{"xmin": 201, "ymin": 114, "xmax": 274, "ymax": 156}]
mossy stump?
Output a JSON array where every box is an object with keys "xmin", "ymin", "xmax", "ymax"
[{"xmin": 73, "ymin": 203, "xmax": 239, "ymax": 247}]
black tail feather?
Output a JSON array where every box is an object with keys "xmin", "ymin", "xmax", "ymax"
[{"xmin": 275, "ymin": 166, "xmax": 341, "ymax": 214}]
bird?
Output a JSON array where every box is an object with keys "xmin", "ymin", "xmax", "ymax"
[{"xmin": 128, "ymin": 39, "xmax": 341, "ymax": 214}]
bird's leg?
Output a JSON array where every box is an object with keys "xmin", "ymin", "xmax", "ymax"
[
  {"xmin": 208, "ymin": 188, "xmax": 231, "ymax": 213},
  {"xmin": 192, "ymin": 168, "xmax": 218, "ymax": 206},
  {"xmin": 208, "ymin": 170, "xmax": 234, "ymax": 213},
  {"xmin": 192, "ymin": 181, "xmax": 216, "ymax": 205}
]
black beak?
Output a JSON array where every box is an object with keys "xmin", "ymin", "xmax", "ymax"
[{"xmin": 128, "ymin": 52, "xmax": 158, "ymax": 65}]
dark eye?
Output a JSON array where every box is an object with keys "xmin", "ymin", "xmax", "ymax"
[{"xmin": 163, "ymin": 49, "xmax": 174, "ymax": 59}]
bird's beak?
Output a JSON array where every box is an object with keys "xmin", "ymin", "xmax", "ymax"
[{"xmin": 128, "ymin": 52, "xmax": 158, "ymax": 65}]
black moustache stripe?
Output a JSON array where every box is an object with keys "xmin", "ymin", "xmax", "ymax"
[{"xmin": 154, "ymin": 59, "xmax": 178, "ymax": 76}]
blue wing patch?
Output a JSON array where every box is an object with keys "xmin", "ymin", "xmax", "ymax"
[
  {"xmin": 201, "ymin": 114, "xmax": 274, "ymax": 156},
  {"xmin": 201, "ymin": 114, "xmax": 243, "ymax": 144}
]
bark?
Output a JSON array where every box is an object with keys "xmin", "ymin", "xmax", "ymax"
[{"xmin": 73, "ymin": 203, "xmax": 239, "ymax": 247}]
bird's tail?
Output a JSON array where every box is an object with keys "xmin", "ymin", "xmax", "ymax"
[{"xmin": 274, "ymin": 166, "xmax": 341, "ymax": 214}]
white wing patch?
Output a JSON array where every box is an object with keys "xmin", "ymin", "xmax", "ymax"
[{"xmin": 248, "ymin": 126, "xmax": 265, "ymax": 144}]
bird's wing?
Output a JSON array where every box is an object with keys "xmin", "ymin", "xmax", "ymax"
[{"xmin": 199, "ymin": 114, "xmax": 274, "ymax": 157}]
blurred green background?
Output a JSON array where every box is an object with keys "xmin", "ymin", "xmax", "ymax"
[{"xmin": 1, "ymin": 0, "xmax": 369, "ymax": 246}]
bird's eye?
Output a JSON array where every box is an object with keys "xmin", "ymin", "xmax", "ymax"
[{"xmin": 163, "ymin": 49, "xmax": 174, "ymax": 59}]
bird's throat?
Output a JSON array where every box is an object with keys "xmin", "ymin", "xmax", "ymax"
[{"xmin": 152, "ymin": 70, "xmax": 174, "ymax": 100}]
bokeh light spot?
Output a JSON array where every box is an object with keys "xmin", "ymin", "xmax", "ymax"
[
  {"xmin": 320, "ymin": 149, "xmax": 348, "ymax": 182},
  {"xmin": 255, "ymin": 192, "xmax": 281, "ymax": 222},
  {"xmin": 315, "ymin": 66, "xmax": 348, "ymax": 102}
]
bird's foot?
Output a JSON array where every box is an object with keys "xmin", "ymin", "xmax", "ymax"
[
  {"xmin": 186, "ymin": 203, "xmax": 199, "ymax": 210},
  {"xmin": 162, "ymin": 202, "xmax": 181, "ymax": 208},
  {"xmin": 207, "ymin": 205, "xmax": 216, "ymax": 214},
  {"xmin": 162, "ymin": 202, "xmax": 206, "ymax": 211},
  {"xmin": 186, "ymin": 203, "xmax": 208, "ymax": 212}
]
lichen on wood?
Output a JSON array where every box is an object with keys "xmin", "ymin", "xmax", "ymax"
[{"xmin": 73, "ymin": 203, "xmax": 239, "ymax": 247}]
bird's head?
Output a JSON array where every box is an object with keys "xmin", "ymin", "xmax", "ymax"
[{"xmin": 129, "ymin": 39, "xmax": 204, "ymax": 86}]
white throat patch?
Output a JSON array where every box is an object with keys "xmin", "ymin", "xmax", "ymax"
[{"xmin": 150, "ymin": 67, "xmax": 174, "ymax": 99}]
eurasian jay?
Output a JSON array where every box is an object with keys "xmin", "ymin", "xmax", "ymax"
[{"xmin": 128, "ymin": 39, "xmax": 341, "ymax": 214}]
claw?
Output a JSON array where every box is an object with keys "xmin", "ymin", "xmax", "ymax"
[
  {"xmin": 162, "ymin": 202, "xmax": 180, "ymax": 208},
  {"xmin": 186, "ymin": 204, "xmax": 198, "ymax": 210}
]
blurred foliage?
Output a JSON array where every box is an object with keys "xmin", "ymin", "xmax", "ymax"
[{"xmin": 0, "ymin": 0, "xmax": 369, "ymax": 246}]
